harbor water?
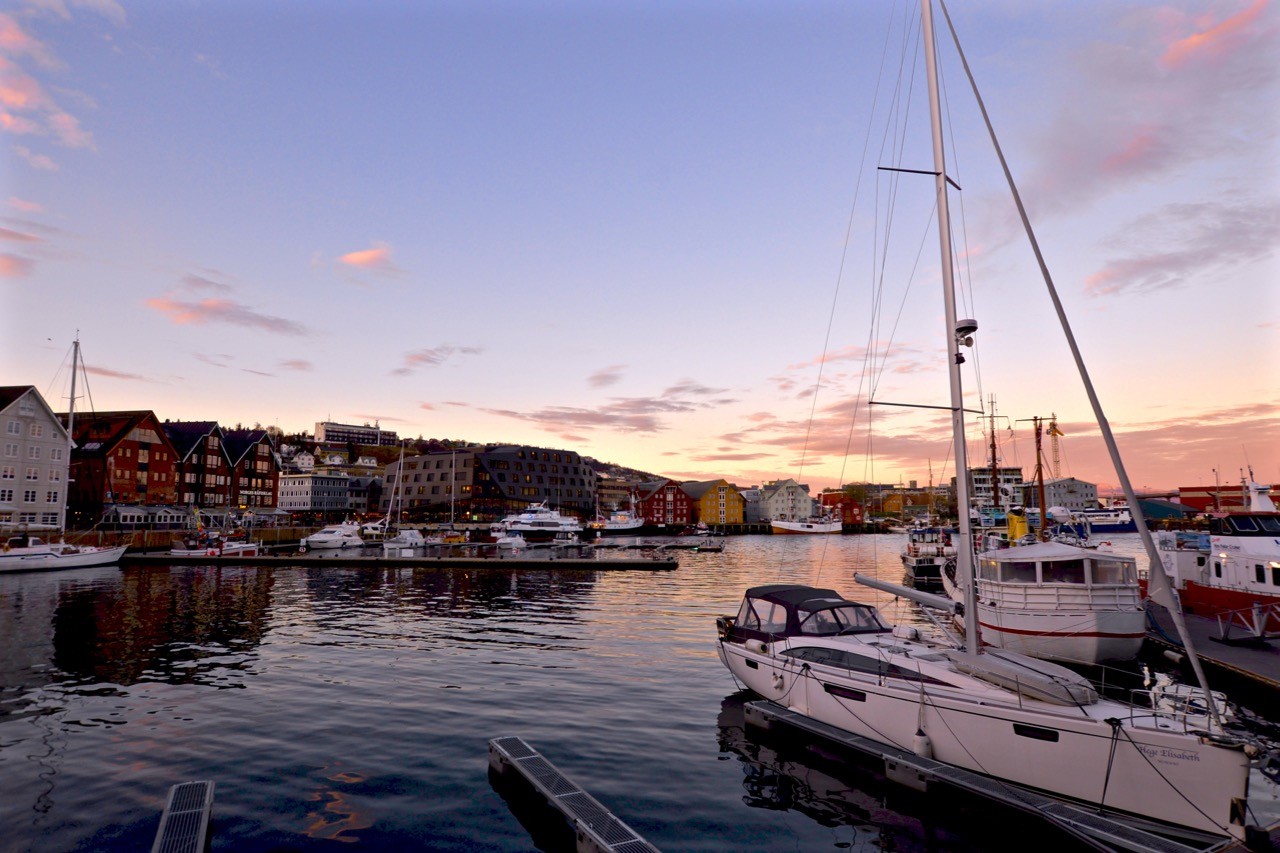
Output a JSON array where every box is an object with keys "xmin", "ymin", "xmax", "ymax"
[{"xmin": 0, "ymin": 534, "xmax": 1273, "ymax": 851}]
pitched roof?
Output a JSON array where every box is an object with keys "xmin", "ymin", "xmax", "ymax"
[
  {"xmin": 63, "ymin": 411, "xmax": 171, "ymax": 457},
  {"xmin": 223, "ymin": 428, "xmax": 272, "ymax": 466},
  {"xmin": 680, "ymin": 480, "xmax": 725, "ymax": 500},
  {"xmin": 161, "ymin": 420, "xmax": 221, "ymax": 460},
  {"xmin": 0, "ymin": 386, "xmax": 36, "ymax": 411}
]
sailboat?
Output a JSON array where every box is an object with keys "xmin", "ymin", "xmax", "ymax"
[
  {"xmin": 383, "ymin": 442, "xmax": 426, "ymax": 553},
  {"xmin": 717, "ymin": 1, "xmax": 1266, "ymax": 840},
  {"xmin": 1, "ymin": 337, "xmax": 128, "ymax": 572}
]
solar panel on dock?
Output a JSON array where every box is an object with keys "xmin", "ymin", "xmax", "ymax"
[
  {"xmin": 489, "ymin": 736, "xmax": 659, "ymax": 853},
  {"xmin": 151, "ymin": 780, "xmax": 214, "ymax": 853}
]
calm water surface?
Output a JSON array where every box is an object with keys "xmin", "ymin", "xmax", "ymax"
[{"xmin": 0, "ymin": 534, "xmax": 1272, "ymax": 851}]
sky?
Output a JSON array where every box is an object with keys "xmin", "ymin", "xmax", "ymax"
[{"xmin": 1, "ymin": 0, "xmax": 1276, "ymax": 497}]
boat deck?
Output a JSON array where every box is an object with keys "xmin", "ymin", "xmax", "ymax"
[{"xmin": 1146, "ymin": 604, "xmax": 1280, "ymax": 690}]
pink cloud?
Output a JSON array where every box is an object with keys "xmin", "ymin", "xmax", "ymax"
[
  {"xmin": 13, "ymin": 145, "xmax": 56, "ymax": 170},
  {"xmin": 84, "ymin": 365, "xmax": 147, "ymax": 381},
  {"xmin": 391, "ymin": 344, "xmax": 482, "ymax": 375},
  {"xmin": 145, "ymin": 296, "xmax": 310, "ymax": 335},
  {"xmin": 6, "ymin": 196, "xmax": 42, "ymax": 213},
  {"xmin": 338, "ymin": 241, "xmax": 401, "ymax": 275},
  {"xmin": 0, "ymin": 252, "xmax": 32, "ymax": 276},
  {"xmin": 0, "ymin": 13, "xmax": 60, "ymax": 71},
  {"xmin": 279, "ymin": 358, "xmax": 312, "ymax": 371},
  {"xmin": 587, "ymin": 364, "xmax": 626, "ymax": 388},
  {"xmin": 0, "ymin": 225, "xmax": 39, "ymax": 242},
  {"xmin": 1161, "ymin": 0, "xmax": 1268, "ymax": 68}
]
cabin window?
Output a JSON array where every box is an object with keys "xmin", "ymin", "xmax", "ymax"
[
  {"xmin": 978, "ymin": 559, "xmax": 998, "ymax": 580},
  {"xmin": 1090, "ymin": 559, "xmax": 1132, "ymax": 585},
  {"xmin": 823, "ymin": 683, "xmax": 866, "ymax": 702},
  {"xmin": 1272, "ymin": 567, "xmax": 1280, "ymax": 587},
  {"xmin": 1231, "ymin": 517, "xmax": 1259, "ymax": 533},
  {"xmin": 1042, "ymin": 559, "xmax": 1086, "ymax": 584},
  {"xmin": 1214, "ymin": 561, "xmax": 1222, "ymax": 578},
  {"xmin": 1259, "ymin": 517, "xmax": 1280, "ymax": 534},
  {"xmin": 1000, "ymin": 561, "xmax": 1038, "ymax": 583},
  {"xmin": 737, "ymin": 599, "xmax": 787, "ymax": 634},
  {"xmin": 1257, "ymin": 565, "xmax": 1267, "ymax": 584}
]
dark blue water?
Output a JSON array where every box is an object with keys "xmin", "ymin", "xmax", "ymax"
[{"xmin": 0, "ymin": 535, "xmax": 1273, "ymax": 851}]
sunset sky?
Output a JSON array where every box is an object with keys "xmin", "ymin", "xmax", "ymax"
[{"xmin": 2, "ymin": 0, "xmax": 1276, "ymax": 496}]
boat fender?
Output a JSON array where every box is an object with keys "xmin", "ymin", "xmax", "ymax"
[
  {"xmin": 298, "ymin": 546, "xmax": 307, "ymax": 554},
  {"xmin": 207, "ymin": 548, "xmax": 217, "ymax": 556},
  {"xmin": 1163, "ymin": 650, "xmax": 1185, "ymax": 666},
  {"xmin": 892, "ymin": 625, "xmax": 919, "ymax": 641},
  {"xmin": 745, "ymin": 639, "xmax": 768, "ymax": 654},
  {"xmin": 912, "ymin": 729, "xmax": 933, "ymax": 759}
]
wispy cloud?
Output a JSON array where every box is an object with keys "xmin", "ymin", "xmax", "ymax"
[
  {"xmin": 181, "ymin": 271, "xmax": 234, "ymax": 293},
  {"xmin": 1161, "ymin": 0, "xmax": 1268, "ymax": 69},
  {"xmin": 83, "ymin": 364, "xmax": 148, "ymax": 381},
  {"xmin": 278, "ymin": 358, "xmax": 312, "ymax": 371},
  {"xmin": 351, "ymin": 413, "xmax": 406, "ymax": 424},
  {"xmin": 240, "ymin": 367, "xmax": 272, "ymax": 377},
  {"xmin": 587, "ymin": 364, "xmax": 626, "ymax": 388},
  {"xmin": 5, "ymin": 196, "xmax": 41, "ymax": 213},
  {"xmin": 391, "ymin": 344, "xmax": 482, "ymax": 376},
  {"xmin": 145, "ymin": 296, "xmax": 310, "ymax": 335},
  {"xmin": 194, "ymin": 352, "xmax": 234, "ymax": 368},
  {"xmin": 0, "ymin": 252, "xmax": 32, "ymax": 276},
  {"xmin": 338, "ymin": 241, "xmax": 402, "ymax": 277},
  {"xmin": 1085, "ymin": 200, "xmax": 1280, "ymax": 296},
  {"xmin": 13, "ymin": 145, "xmax": 56, "ymax": 170},
  {"xmin": 0, "ymin": 225, "xmax": 39, "ymax": 242}
]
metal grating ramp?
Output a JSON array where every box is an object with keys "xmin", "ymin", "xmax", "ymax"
[
  {"xmin": 744, "ymin": 702, "xmax": 1230, "ymax": 853},
  {"xmin": 151, "ymin": 780, "xmax": 215, "ymax": 853},
  {"xmin": 489, "ymin": 737, "xmax": 660, "ymax": 853}
]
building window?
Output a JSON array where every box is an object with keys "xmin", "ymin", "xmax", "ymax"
[
  {"xmin": 46, "ymin": 491, "xmax": 58, "ymax": 503},
  {"xmin": 25, "ymin": 468, "xmax": 38, "ymax": 480},
  {"xmin": 23, "ymin": 490, "xmax": 37, "ymax": 502},
  {"xmin": 1, "ymin": 467, "xmax": 12, "ymax": 480},
  {"xmin": 50, "ymin": 447, "xmax": 63, "ymax": 461},
  {"xmin": 3, "ymin": 444, "xmax": 16, "ymax": 458},
  {"xmin": 0, "ymin": 489, "xmax": 12, "ymax": 502},
  {"xmin": 29, "ymin": 423, "xmax": 43, "ymax": 438},
  {"xmin": 27, "ymin": 446, "xmax": 41, "ymax": 460},
  {"xmin": 5, "ymin": 421, "xmax": 18, "ymax": 435}
]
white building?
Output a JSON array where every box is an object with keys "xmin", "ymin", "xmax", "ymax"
[
  {"xmin": 0, "ymin": 386, "xmax": 71, "ymax": 530},
  {"xmin": 760, "ymin": 479, "xmax": 816, "ymax": 522},
  {"xmin": 278, "ymin": 472, "xmax": 350, "ymax": 514},
  {"xmin": 1019, "ymin": 477, "xmax": 1097, "ymax": 511}
]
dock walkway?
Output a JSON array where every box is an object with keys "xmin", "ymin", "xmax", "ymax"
[{"xmin": 1145, "ymin": 604, "xmax": 1280, "ymax": 690}]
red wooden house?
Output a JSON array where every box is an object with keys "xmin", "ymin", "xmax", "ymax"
[
  {"xmin": 224, "ymin": 428, "xmax": 281, "ymax": 511},
  {"xmin": 636, "ymin": 479, "xmax": 695, "ymax": 528},
  {"xmin": 162, "ymin": 420, "xmax": 232, "ymax": 510},
  {"xmin": 64, "ymin": 411, "xmax": 180, "ymax": 525}
]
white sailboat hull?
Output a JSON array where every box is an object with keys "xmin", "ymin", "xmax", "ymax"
[
  {"xmin": 718, "ymin": 640, "xmax": 1248, "ymax": 837},
  {"xmin": 0, "ymin": 543, "xmax": 127, "ymax": 572}
]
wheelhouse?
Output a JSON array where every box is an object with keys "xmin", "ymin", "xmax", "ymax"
[
  {"xmin": 724, "ymin": 584, "xmax": 889, "ymax": 642},
  {"xmin": 976, "ymin": 542, "xmax": 1136, "ymax": 586}
]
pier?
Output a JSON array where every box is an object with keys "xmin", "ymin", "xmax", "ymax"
[
  {"xmin": 1146, "ymin": 603, "xmax": 1280, "ymax": 690},
  {"xmin": 121, "ymin": 552, "xmax": 677, "ymax": 570}
]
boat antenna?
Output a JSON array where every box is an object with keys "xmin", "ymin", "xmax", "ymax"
[{"xmin": 935, "ymin": 0, "xmax": 1224, "ymax": 729}]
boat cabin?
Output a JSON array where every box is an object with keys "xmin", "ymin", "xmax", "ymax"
[
  {"xmin": 977, "ymin": 542, "xmax": 1136, "ymax": 587},
  {"xmin": 1208, "ymin": 513, "xmax": 1280, "ymax": 537},
  {"xmin": 721, "ymin": 584, "xmax": 889, "ymax": 642}
]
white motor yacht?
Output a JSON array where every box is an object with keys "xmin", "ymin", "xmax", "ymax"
[
  {"xmin": 0, "ymin": 534, "xmax": 127, "ymax": 572},
  {"xmin": 302, "ymin": 522, "xmax": 364, "ymax": 550}
]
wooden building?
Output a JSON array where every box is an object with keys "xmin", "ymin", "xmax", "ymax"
[
  {"xmin": 64, "ymin": 411, "xmax": 180, "ymax": 526},
  {"xmin": 636, "ymin": 479, "xmax": 695, "ymax": 528}
]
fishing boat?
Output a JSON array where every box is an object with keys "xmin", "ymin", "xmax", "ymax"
[
  {"xmin": 169, "ymin": 529, "xmax": 261, "ymax": 557},
  {"xmin": 898, "ymin": 526, "xmax": 956, "ymax": 588},
  {"xmin": 771, "ymin": 515, "xmax": 842, "ymax": 535},
  {"xmin": 717, "ymin": 1, "xmax": 1265, "ymax": 840},
  {"xmin": 1153, "ymin": 474, "xmax": 1280, "ymax": 630}
]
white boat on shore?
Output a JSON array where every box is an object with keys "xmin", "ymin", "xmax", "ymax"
[{"xmin": 0, "ymin": 534, "xmax": 127, "ymax": 572}]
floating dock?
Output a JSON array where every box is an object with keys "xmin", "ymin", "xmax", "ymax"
[
  {"xmin": 744, "ymin": 700, "xmax": 1233, "ymax": 853},
  {"xmin": 151, "ymin": 780, "xmax": 214, "ymax": 853},
  {"xmin": 1146, "ymin": 603, "xmax": 1280, "ymax": 690},
  {"xmin": 488, "ymin": 736, "xmax": 660, "ymax": 853},
  {"xmin": 122, "ymin": 553, "xmax": 677, "ymax": 570}
]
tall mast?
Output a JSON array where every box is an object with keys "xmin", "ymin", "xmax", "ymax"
[
  {"xmin": 1034, "ymin": 416, "xmax": 1048, "ymax": 540},
  {"xmin": 987, "ymin": 397, "xmax": 999, "ymax": 513},
  {"xmin": 921, "ymin": 0, "xmax": 979, "ymax": 655},
  {"xmin": 62, "ymin": 335, "xmax": 81, "ymax": 532}
]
